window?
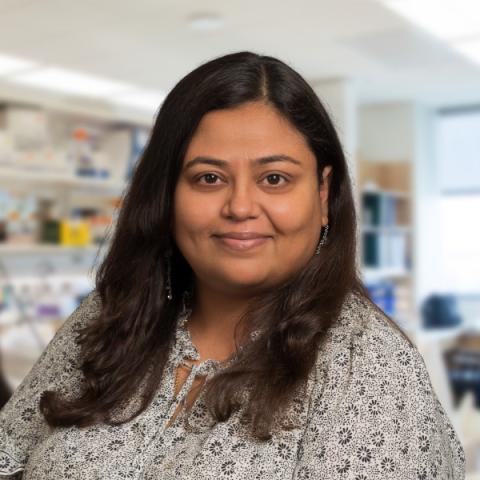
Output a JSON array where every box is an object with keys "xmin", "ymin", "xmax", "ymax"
[{"xmin": 435, "ymin": 107, "xmax": 480, "ymax": 294}]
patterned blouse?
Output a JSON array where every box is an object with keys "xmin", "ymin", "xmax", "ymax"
[{"xmin": 0, "ymin": 289, "xmax": 466, "ymax": 479}]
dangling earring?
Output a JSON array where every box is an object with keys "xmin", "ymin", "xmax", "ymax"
[
  {"xmin": 165, "ymin": 249, "xmax": 173, "ymax": 301},
  {"xmin": 315, "ymin": 224, "xmax": 329, "ymax": 255},
  {"xmin": 181, "ymin": 288, "xmax": 192, "ymax": 315}
]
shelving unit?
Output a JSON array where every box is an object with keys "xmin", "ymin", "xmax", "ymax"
[
  {"xmin": 0, "ymin": 94, "xmax": 153, "ymax": 387},
  {"xmin": 0, "ymin": 165, "xmax": 125, "ymax": 192},
  {"xmin": 357, "ymin": 158, "xmax": 415, "ymax": 332},
  {"xmin": 0, "ymin": 98, "xmax": 150, "ymax": 248},
  {"xmin": 362, "ymin": 191, "xmax": 411, "ymax": 270}
]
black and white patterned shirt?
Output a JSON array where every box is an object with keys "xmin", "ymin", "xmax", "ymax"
[{"xmin": 0, "ymin": 289, "xmax": 466, "ymax": 479}]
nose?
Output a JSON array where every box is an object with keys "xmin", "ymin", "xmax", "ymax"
[{"xmin": 221, "ymin": 178, "xmax": 259, "ymax": 221}]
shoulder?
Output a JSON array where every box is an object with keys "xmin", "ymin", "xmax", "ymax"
[
  {"xmin": 299, "ymin": 290, "xmax": 466, "ymax": 478},
  {"xmin": 68, "ymin": 288, "xmax": 102, "ymax": 330},
  {"xmin": 312, "ymin": 289, "xmax": 444, "ymax": 409},
  {"xmin": 28, "ymin": 288, "xmax": 100, "ymax": 372},
  {"xmin": 0, "ymin": 289, "xmax": 101, "ymax": 476},
  {"xmin": 314, "ymin": 290, "xmax": 418, "ymax": 378}
]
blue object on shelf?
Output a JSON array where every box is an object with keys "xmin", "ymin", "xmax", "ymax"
[
  {"xmin": 366, "ymin": 280, "xmax": 395, "ymax": 316},
  {"xmin": 421, "ymin": 294, "xmax": 462, "ymax": 329}
]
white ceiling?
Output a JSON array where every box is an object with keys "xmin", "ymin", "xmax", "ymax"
[{"xmin": 0, "ymin": 0, "xmax": 479, "ymax": 108}]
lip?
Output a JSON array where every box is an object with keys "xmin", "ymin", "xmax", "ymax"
[
  {"xmin": 213, "ymin": 233, "xmax": 271, "ymax": 251},
  {"xmin": 216, "ymin": 232, "xmax": 270, "ymax": 240}
]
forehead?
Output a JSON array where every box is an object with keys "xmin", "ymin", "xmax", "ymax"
[{"xmin": 184, "ymin": 102, "xmax": 314, "ymax": 163}]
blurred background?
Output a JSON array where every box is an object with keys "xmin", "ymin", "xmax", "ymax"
[{"xmin": 0, "ymin": 0, "xmax": 479, "ymax": 475}]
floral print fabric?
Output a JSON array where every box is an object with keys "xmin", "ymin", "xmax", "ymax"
[{"xmin": 0, "ymin": 289, "xmax": 465, "ymax": 479}]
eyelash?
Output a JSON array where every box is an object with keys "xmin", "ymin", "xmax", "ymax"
[{"xmin": 194, "ymin": 173, "xmax": 290, "ymax": 187}]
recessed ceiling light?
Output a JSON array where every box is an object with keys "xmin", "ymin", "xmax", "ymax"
[
  {"xmin": 188, "ymin": 12, "xmax": 224, "ymax": 31},
  {"xmin": 0, "ymin": 53, "xmax": 36, "ymax": 76},
  {"xmin": 111, "ymin": 89, "xmax": 166, "ymax": 113},
  {"xmin": 9, "ymin": 67, "xmax": 134, "ymax": 97}
]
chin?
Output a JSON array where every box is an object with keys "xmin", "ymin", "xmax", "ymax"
[{"xmin": 223, "ymin": 272, "xmax": 272, "ymax": 290}]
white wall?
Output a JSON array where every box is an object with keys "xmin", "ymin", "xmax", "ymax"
[
  {"xmin": 313, "ymin": 78, "xmax": 358, "ymax": 187},
  {"xmin": 359, "ymin": 103, "xmax": 416, "ymax": 163},
  {"xmin": 312, "ymin": 78, "xmax": 360, "ymax": 268},
  {"xmin": 413, "ymin": 106, "xmax": 444, "ymax": 305}
]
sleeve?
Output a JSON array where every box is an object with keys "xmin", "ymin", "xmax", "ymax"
[
  {"xmin": 0, "ymin": 289, "xmax": 101, "ymax": 478},
  {"xmin": 292, "ymin": 313, "xmax": 466, "ymax": 480}
]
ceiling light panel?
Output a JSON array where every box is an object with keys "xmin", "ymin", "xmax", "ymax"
[
  {"xmin": 0, "ymin": 53, "xmax": 36, "ymax": 76},
  {"xmin": 10, "ymin": 67, "xmax": 134, "ymax": 97},
  {"xmin": 380, "ymin": 0, "xmax": 480, "ymax": 40},
  {"xmin": 111, "ymin": 89, "xmax": 166, "ymax": 112},
  {"xmin": 455, "ymin": 38, "xmax": 480, "ymax": 64}
]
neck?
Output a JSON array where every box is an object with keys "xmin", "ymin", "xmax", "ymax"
[{"xmin": 185, "ymin": 282, "xmax": 254, "ymax": 361}]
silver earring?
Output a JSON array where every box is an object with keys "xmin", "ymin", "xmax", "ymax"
[
  {"xmin": 181, "ymin": 288, "xmax": 192, "ymax": 312},
  {"xmin": 165, "ymin": 250, "xmax": 173, "ymax": 301},
  {"xmin": 315, "ymin": 224, "xmax": 329, "ymax": 255}
]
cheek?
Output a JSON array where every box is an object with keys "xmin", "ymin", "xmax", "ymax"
[
  {"xmin": 269, "ymin": 195, "xmax": 319, "ymax": 234},
  {"xmin": 173, "ymin": 187, "xmax": 217, "ymax": 236}
]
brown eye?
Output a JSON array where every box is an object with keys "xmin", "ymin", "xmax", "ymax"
[
  {"xmin": 263, "ymin": 173, "xmax": 289, "ymax": 186},
  {"xmin": 196, "ymin": 173, "xmax": 222, "ymax": 184}
]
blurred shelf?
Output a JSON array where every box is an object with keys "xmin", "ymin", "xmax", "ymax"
[
  {"xmin": 361, "ymin": 186, "xmax": 410, "ymax": 198},
  {"xmin": 414, "ymin": 325, "xmax": 471, "ymax": 343},
  {"xmin": 0, "ymin": 166, "xmax": 126, "ymax": 193},
  {"xmin": 0, "ymin": 81, "xmax": 154, "ymax": 128},
  {"xmin": 416, "ymin": 322, "xmax": 480, "ymax": 341},
  {"xmin": 360, "ymin": 175, "xmax": 412, "ymax": 278},
  {"xmin": 362, "ymin": 225, "xmax": 411, "ymax": 233},
  {"xmin": 0, "ymin": 243, "xmax": 102, "ymax": 256},
  {"xmin": 0, "ymin": 315, "xmax": 63, "ymax": 331},
  {"xmin": 362, "ymin": 266, "xmax": 412, "ymax": 282}
]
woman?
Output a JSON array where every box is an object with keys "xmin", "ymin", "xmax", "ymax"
[{"xmin": 0, "ymin": 51, "xmax": 465, "ymax": 479}]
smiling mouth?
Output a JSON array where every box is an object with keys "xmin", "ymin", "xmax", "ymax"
[{"xmin": 213, "ymin": 235, "xmax": 270, "ymax": 251}]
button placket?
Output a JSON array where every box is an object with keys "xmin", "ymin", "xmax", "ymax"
[
  {"xmin": 165, "ymin": 364, "xmax": 199, "ymax": 429},
  {"xmin": 135, "ymin": 364, "xmax": 198, "ymax": 479},
  {"xmin": 133, "ymin": 296, "xmax": 262, "ymax": 478}
]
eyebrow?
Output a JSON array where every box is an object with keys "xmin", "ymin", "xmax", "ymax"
[{"xmin": 183, "ymin": 154, "xmax": 302, "ymax": 170}]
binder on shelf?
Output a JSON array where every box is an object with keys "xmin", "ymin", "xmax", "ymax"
[
  {"xmin": 379, "ymin": 233, "xmax": 389, "ymax": 267},
  {"xmin": 362, "ymin": 191, "xmax": 405, "ymax": 227},
  {"xmin": 361, "ymin": 188, "xmax": 410, "ymax": 271},
  {"xmin": 390, "ymin": 232, "xmax": 407, "ymax": 269},
  {"xmin": 362, "ymin": 192, "xmax": 381, "ymax": 226},
  {"xmin": 383, "ymin": 195, "xmax": 397, "ymax": 226},
  {"xmin": 363, "ymin": 232, "xmax": 379, "ymax": 267},
  {"xmin": 363, "ymin": 231, "xmax": 408, "ymax": 270}
]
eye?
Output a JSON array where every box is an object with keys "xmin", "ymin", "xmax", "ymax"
[
  {"xmin": 262, "ymin": 173, "xmax": 290, "ymax": 186},
  {"xmin": 196, "ymin": 173, "xmax": 223, "ymax": 185}
]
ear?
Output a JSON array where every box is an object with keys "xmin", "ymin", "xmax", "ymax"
[{"xmin": 319, "ymin": 165, "xmax": 332, "ymax": 226}]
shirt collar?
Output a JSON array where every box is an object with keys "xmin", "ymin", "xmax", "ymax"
[{"xmin": 172, "ymin": 300, "xmax": 260, "ymax": 376}]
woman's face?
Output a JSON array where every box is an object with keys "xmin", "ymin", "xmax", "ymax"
[{"xmin": 173, "ymin": 101, "xmax": 332, "ymax": 297}]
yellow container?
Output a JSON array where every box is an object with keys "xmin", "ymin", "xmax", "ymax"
[{"xmin": 60, "ymin": 219, "xmax": 91, "ymax": 246}]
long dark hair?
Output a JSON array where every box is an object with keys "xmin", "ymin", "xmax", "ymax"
[
  {"xmin": 0, "ymin": 353, "xmax": 12, "ymax": 410},
  {"xmin": 40, "ymin": 51, "xmax": 410, "ymax": 439}
]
